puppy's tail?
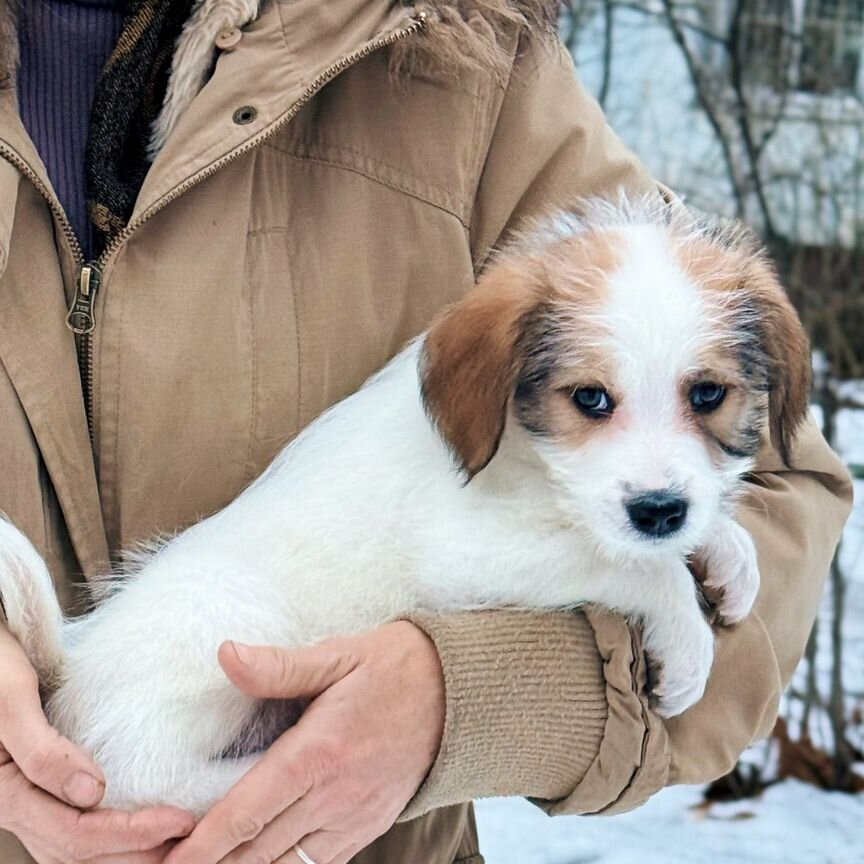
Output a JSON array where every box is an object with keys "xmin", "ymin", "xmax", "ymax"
[{"xmin": 0, "ymin": 517, "xmax": 65, "ymax": 685}]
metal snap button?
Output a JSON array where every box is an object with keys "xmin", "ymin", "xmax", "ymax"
[
  {"xmin": 216, "ymin": 27, "xmax": 242, "ymax": 51},
  {"xmin": 232, "ymin": 106, "xmax": 258, "ymax": 125}
]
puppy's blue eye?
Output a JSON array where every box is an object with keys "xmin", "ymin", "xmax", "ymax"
[
  {"xmin": 690, "ymin": 382, "xmax": 726, "ymax": 412},
  {"xmin": 572, "ymin": 387, "xmax": 614, "ymax": 418}
]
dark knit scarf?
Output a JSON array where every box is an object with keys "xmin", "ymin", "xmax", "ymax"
[{"xmin": 86, "ymin": 0, "xmax": 197, "ymax": 239}]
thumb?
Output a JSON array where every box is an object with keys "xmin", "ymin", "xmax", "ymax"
[
  {"xmin": 0, "ymin": 629, "xmax": 105, "ymax": 808},
  {"xmin": 218, "ymin": 639, "xmax": 360, "ymax": 699}
]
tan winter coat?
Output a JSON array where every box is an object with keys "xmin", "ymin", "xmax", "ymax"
[{"xmin": 0, "ymin": 1, "xmax": 853, "ymax": 861}]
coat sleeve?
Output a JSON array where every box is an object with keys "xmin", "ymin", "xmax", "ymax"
[{"xmin": 398, "ymin": 33, "xmax": 854, "ymax": 821}]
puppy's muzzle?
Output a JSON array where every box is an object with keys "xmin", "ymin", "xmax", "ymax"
[{"xmin": 626, "ymin": 491, "xmax": 689, "ymax": 538}]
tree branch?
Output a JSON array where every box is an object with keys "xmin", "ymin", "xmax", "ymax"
[
  {"xmin": 659, "ymin": 0, "xmax": 747, "ymax": 217},
  {"xmin": 728, "ymin": 0, "xmax": 779, "ymax": 241}
]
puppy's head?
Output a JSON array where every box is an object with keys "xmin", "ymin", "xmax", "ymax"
[{"xmin": 421, "ymin": 200, "xmax": 810, "ymax": 560}]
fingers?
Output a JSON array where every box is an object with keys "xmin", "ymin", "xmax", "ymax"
[
  {"xmin": 0, "ymin": 629, "xmax": 106, "ymax": 808},
  {"xmin": 68, "ymin": 806, "xmax": 197, "ymax": 858},
  {"xmin": 3, "ymin": 760, "xmax": 195, "ymax": 863},
  {"xmin": 218, "ymin": 640, "xmax": 359, "ymax": 700},
  {"xmin": 216, "ymin": 795, "xmax": 319, "ymax": 864},
  {"xmin": 98, "ymin": 841, "xmax": 182, "ymax": 864},
  {"xmin": 274, "ymin": 832, "xmax": 361, "ymax": 864},
  {"xmin": 163, "ymin": 735, "xmax": 311, "ymax": 864}
]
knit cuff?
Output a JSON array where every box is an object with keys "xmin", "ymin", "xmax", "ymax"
[{"xmin": 398, "ymin": 608, "xmax": 670, "ymax": 821}]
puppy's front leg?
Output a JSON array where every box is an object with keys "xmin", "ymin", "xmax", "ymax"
[
  {"xmin": 697, "ymin": 515, "xmax": 761, "ymax": 625},
  {"xmin": 641, "ymin": 561, "xmax": 715, "ymax": 719}
]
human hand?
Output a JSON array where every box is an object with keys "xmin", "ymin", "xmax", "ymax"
[
  {"xmin": 164, "ymin": 621, "xmax": 445, "ymax": 864},
  {"xmin": 0, "ymin": 627, "xmax": 195, "ymax": 863}
]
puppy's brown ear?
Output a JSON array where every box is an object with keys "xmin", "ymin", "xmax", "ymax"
[
  {"xmin": 748, "ymin": 260, "xmax": 812, "ymax": 465},
  {"xmin": 420, "ymin": 262, "xmax": 541, "ymax": 479}
]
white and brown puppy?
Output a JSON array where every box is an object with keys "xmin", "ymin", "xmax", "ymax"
[{"xmin": 0, "ymin": 198, "xmax": 810, "ymax": 815}]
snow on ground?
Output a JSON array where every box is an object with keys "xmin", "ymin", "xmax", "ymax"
[
  {"xmin": 475, "ymin": 780, "xmax": 864, "ymax": 864},
  {"xmin": 477, "ymin": 393, "xmax": 864, "ymax": 863}
]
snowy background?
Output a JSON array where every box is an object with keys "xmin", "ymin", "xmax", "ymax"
[{"xmin": 477, "ymin": 780, "xmax": 863, "ymax": 864}]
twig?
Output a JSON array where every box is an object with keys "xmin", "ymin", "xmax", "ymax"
[
  {"xmin": 659, "ymin": 0, "xmax": 747, "ymax": 217},
  {"xmin": 728, "ymin": 0, "xmax": 778, "ymax": 241},
  {"xmin": 598, "ymin": 1, "xmax": 614, "ymax": 108}
]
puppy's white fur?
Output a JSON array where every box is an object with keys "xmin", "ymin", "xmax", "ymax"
[{"xmin": 0, "ymin": 200, "xmax": 803, "ymax": 815}]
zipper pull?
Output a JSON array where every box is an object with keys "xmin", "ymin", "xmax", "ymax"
[{"xmin": 66, "ymin": 263, "xmax": 102, "ymax": 334}]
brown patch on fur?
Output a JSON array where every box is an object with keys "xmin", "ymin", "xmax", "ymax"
[
  {"xmin": 685, "ymin": 386, "xmax": 764, "ymax": 464},
  {"xmin": 389, "ymin": 0, "xmax": 562, "ymax": 80},
  {"xmin": 745, "ymin": 257, "xmax": 812, "ymax": 465},
  {"xmin": 505, "ymin": 228, "xmax": 621, "ymax": 445},
  {"xmin": 421, "ymin": 259, "xmax": 544, "ymax": 478},
  {"xmin": 681, "ymin": 348, "xmax": 762, "ymax": 462},
  {"xmin": 675, "ymin": 234, "xmax": 811, "ymax": 465},
  {"xmin": 549, "ymin": 229, "xmax": 621, "ymax": 302},
  {"xmin": 422, "ymin": 224, "xmax": 621, "ymax": 476},
  {"xmin": 524, "ymin": 379, "xmax": 614, "ymax": 448}
]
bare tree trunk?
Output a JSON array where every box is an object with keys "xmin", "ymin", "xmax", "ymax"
[
  {"xmin": 727, "ymin": 0, "xmax": 779, "ymax": 241},
  {"xmin": 828, "ymin": 549, "xmax": 853, "ymax": 788},
  {"xmin": 801, "ymin": 621, "xmax": 819, "ymax": 732},
  {"xmin": 815, "ymin": 361, "xmax": 854, "ymax": 789},
  {"xmin": 598, "ymin": 1, "xmax": 614, "ymax": 108}
]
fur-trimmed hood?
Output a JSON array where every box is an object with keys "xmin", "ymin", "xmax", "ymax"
[
  {"xmin": 390, "ymin": 0, "xmax": 561, "ymax": 74},
  {"xmin": 1, "ymin": 0, "xmax": 562, "ymax": 153},
  {"xmin": 154, "ymin": 0, "xmax": 562, "ymax": 152}
]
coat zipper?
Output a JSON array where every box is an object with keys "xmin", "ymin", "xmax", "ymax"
[
  {"xmin": 0, "ymin": 142, "xmax": 98, "ymax": 438},
  {"xmin": 0, "ymin": 10, "xmax": 426, "ymax": 441}
]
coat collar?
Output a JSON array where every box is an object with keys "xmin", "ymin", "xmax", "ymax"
[
  {"xmin": 153, "ymin": 0, "xmax": 560, "ymax": 156},
  {"xmin": 135, "ymin": 0, "xmax": 421, "ymax": 220},
  {"xmin": 0, "ymin": 0, "xmax": 560, "ymax": 159}
]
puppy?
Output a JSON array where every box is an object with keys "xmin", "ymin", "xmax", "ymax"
[{"xmin": 0, "ymin": 198, "xmax": 810, "ymax": 815}]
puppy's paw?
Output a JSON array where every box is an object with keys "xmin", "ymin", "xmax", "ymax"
[
  {"xmin": 698, "ymin": 519, "xmax": 760, "ymax": 625},
  {"xmin": 646, "ymin": 618, "xmax": 714, "ymax": 719}
]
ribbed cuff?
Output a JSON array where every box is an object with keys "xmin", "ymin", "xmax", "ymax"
[
  {"xmin": 398, "ymin": 608, "xmax": 669, "ymax": 821},
  {"xmin": 543, "ymin": 608, "xmax": 670, "ymax": 816}
]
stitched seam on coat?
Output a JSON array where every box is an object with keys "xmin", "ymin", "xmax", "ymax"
[
  {"xmin": 466, "ymin": 41, "xmax": 520, "ymax": 274},
  {"xmin": 466, "ymin": 86, "xmax": 484, "ymax": 229},
  {"xmin": 242, "ymin": 234, "xmax": 259, "ymax": 485},
  {"xmin": 104, "ymin": 254, "xmax": 126, "ymax": 558},
  {"xmin": 246, "ymin": 225, "xmax": 294, "ymax": 237},
  {"xmin": 270, "ymin": 141, "xmax": 467, "ymax": 220},
  {"xmin": 275, "ymin": 0, "xmax": 305, "ymax": 91},
  {"xmin": 244, "ymin": 225, "xmax": 304, "ymax": 439},
  {"xmin": 264, "ymin": 140, "xmax": 470, "ymax": 226},
  {"xmin": 295, "ymin": 140, "xmax": 463, "ymax": 203}
]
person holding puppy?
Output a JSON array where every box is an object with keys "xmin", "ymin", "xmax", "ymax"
[{"xmin": 0, "ymin": 2, "xmax": 852, "ymax": 864}]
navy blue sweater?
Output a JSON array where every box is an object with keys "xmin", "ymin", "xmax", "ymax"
[{"xmin": 18, "ymin": 0, "xmax": 126, "ymax": 259}]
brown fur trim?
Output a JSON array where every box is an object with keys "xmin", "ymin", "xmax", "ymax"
[
  {"xmin": 0, "ymin": 0, "xmax": 17, "ymax": 89},
  {"xmin": 390, "ymin": 0, "xmax": 563, "ymax": 79}
]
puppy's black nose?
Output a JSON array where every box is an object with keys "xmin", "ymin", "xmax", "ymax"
[{"xmin": 626, "ymin": 492, "xmax": 688, "ymax": 538}]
